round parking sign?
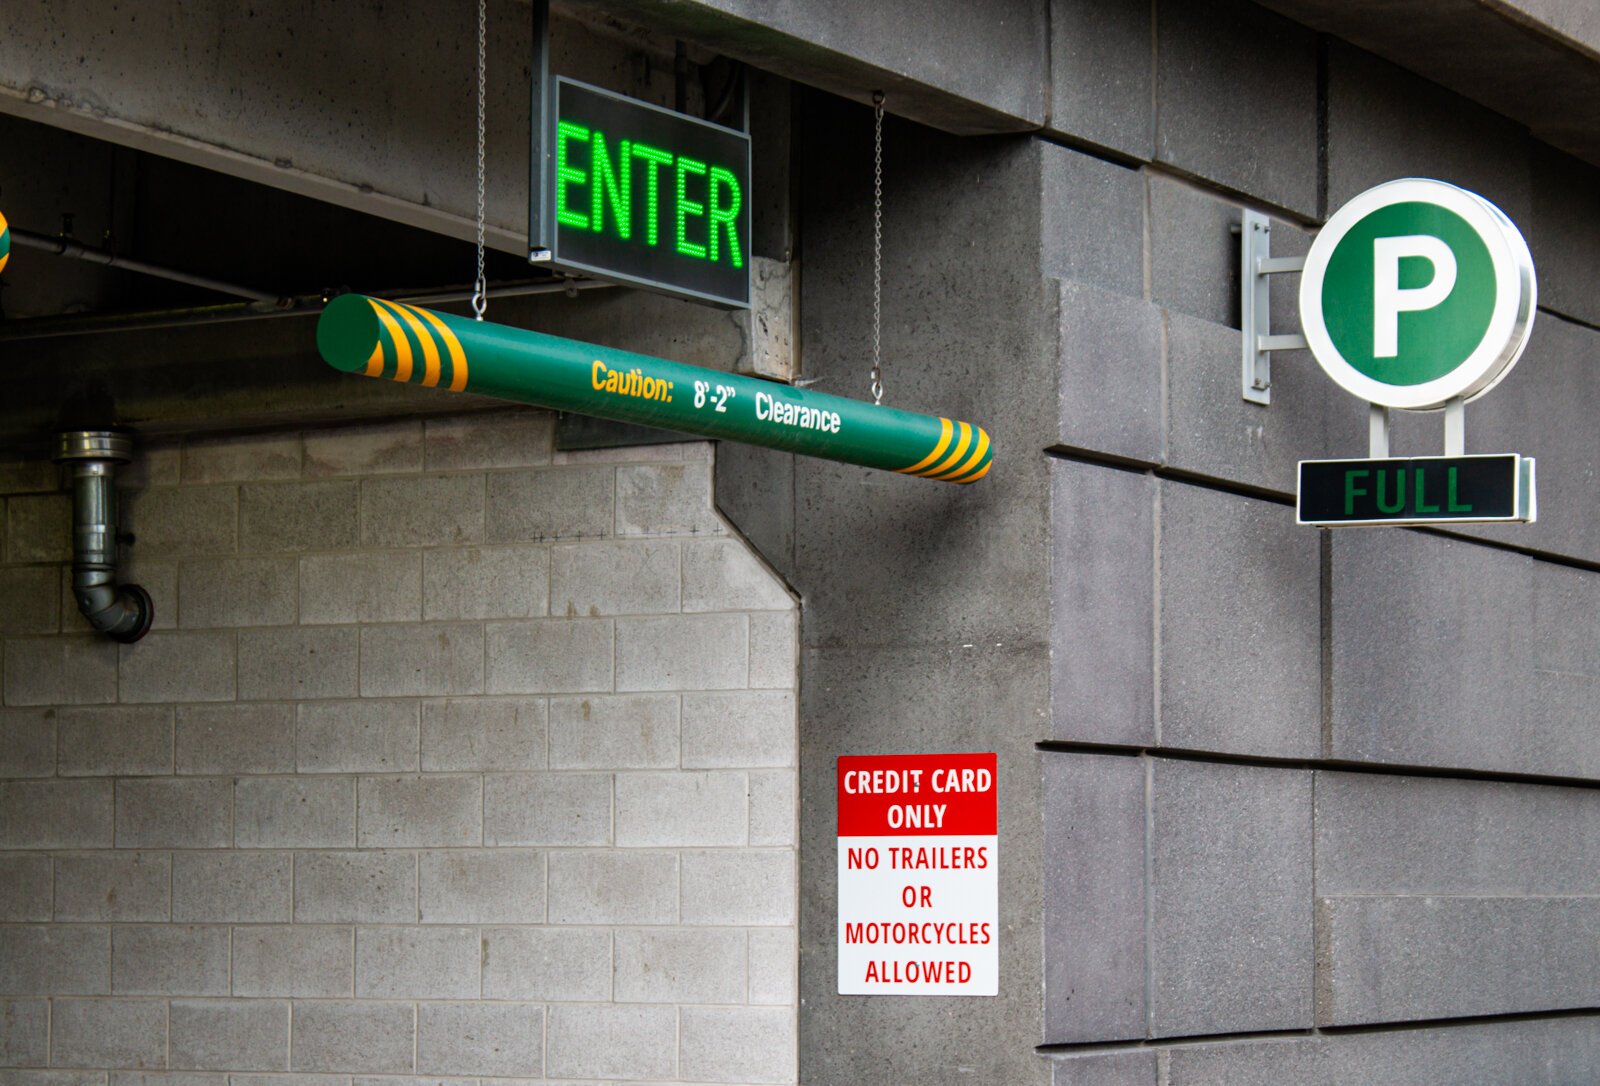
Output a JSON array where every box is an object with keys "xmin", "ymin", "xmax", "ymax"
[{"xmin": 1299, "ymin": 179, "xmax": 1535, "ymax": 409}]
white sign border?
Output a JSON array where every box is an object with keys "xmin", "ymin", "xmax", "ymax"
[{"xmin": 1298, "ymin": 178, "xmax": 1537, "ymax": 410}]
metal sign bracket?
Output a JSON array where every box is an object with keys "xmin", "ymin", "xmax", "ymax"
[{"xmin": 1239, "ymin": 209, "xmax": 1307, "ymax": 405}]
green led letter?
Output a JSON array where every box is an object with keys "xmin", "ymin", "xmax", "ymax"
[
  {"xmin": 1414, "ymin": 467, "xmax": 1440, "ymax": 514},
  {"xmin": 590, "ymin": 132, "xmax": 632, "ymax": 239},
  {"xmin": 555, "ymin": 121, "xmax": 591, "ymax": 229},
  {"xmin": 631, "ymin": 143, "xmax": 673, "ymax": 245},
  {"xmin": 675, "ymin": 155, "xmax": 708, "ymax": 259},
  {"xmin": 1446, "ymin": 466, "xmax": 1472, "ymax": 513},
  {"xmin": 707, "ymin": 166, "xmax": 743, "ymax": 268},
  {"xmin": 1343, "ymin": 470, "xmax": 1368, "ymax": 516},
  {"xmin": 1376, "ymin": 469, "xmax": 1405, "ymax": 515}
]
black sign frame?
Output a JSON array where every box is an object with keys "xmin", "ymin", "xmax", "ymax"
[{"xmin": 1297, "ymin": 454, "xmax": 1534, "ymax": 527}]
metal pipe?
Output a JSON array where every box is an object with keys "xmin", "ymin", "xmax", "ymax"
[
  {"xmin": 54, "ymin": 431, "xmax": 154, "ymax": 643},
  {"xmin": 12, "ymin": 227, "xmax": 282, "ymax": 302}
]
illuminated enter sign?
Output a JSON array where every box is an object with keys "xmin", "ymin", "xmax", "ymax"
[{"xmin": 545, "ymin": 77, "xmax": 751, "ymax": 308}]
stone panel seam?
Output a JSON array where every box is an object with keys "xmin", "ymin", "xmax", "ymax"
[{"xmin": 1143, "ymin": 754, "xmax": 1155, "ymax": 1039}]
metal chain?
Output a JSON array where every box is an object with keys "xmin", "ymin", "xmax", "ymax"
[
  {"xmin": 471, "ymin": 0, "xmax": 488, "ymax": 320},
  {"xmin": 870, "ymin": 91, "xmax": 884, "ymax": 405}
]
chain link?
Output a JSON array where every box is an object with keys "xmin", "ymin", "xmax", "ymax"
[
  {"xmin": 471, "ymin": 0, "xmax": 489, "ymax": 320},
  {"xmin": 870, "ymin": 91, "xmax": 884, "ymax": 405}
]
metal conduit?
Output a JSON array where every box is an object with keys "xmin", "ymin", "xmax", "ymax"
[
  {"xmin": 11, "ymin": 227, "xmax": 282, "ymax": 302},
  {"xmin": 55, "ymin": 431, "xmax": 153, "ymax": 643}
]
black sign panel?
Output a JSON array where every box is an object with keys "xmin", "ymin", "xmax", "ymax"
[
  {"xmin": 1298, "ymin": 455, "xmax": 1528, "ymax": 526},
  {"xmin": 544, "ymin": 78, "xmax": 751, "ymax": 308}
]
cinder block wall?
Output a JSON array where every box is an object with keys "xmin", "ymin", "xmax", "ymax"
[{"xmin": 0, "ymin": 410, "xmax": 799, "ymax": 1083}]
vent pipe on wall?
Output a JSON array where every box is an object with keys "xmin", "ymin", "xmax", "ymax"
[{"xmin": 54, "ymin": 431, "xmax": 153, "ymax": 643}]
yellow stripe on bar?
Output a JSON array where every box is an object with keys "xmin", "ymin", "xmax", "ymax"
[
  {"xmin": 375, "ymin": 299, "xmax": 441, "ymax": 387},
  {"xmin": 933, "ymin": 426, "xmax": 990, "ymax": 481},
  {"xmin": 363, "ymin": 342, "xmax": 384, "ymax": 378},
  {"xmin": 916, "ymin": 421, "xmax": 971, "ymax": 477},
  {"xmin": 897, "ymin": 418, "xmax": 954, "ymax": 475},
  {"xmin": 367, "ymin": 300, "xmax": 414, "ymax": 383},
  {"xmin": 949, "ymin": 459, "xmax": 992, "ymax": 484},
  {"xmin": 405, "ymin": 303, "xmax": 469, "ymax": 392}
]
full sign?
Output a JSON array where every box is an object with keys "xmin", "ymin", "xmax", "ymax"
[
  {"xmin": 1299, "ymin": 178, "xmax": 1536, "ymax": 410},
  {"xmin": 543, "ymin": 77, "xmax": 751, "ymax": 308},
  {"xmin": 1298, "ymin": 454, "xmax": 1535, "ymax": 526},
  {"xmin": 837, "ymin": 753, "xmax": 998, "ymax": 996}
]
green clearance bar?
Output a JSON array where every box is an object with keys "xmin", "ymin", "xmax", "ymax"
[{"xmin": 316, "ymin": 294, "xmax": 992, "ymax": 484}]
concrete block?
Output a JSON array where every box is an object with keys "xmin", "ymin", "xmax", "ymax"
[
  {"xmin": 239, "ymin": 481, "xmax": 357, "ymax": 553},
  {"xmin": 682, "ymin": 690, "xmax": 794, "ymax": 768},
  {"xmin": 303, "ymin": 419, "xmax": 424, "ymax": 478},
  {"xmin": 290, "ymin": 1002, "xmax": 414, "ymax": 1074},
  {"xmin": 112, "ymin": 925, "xmax": 230, "ymax": 995},
  {"xmin": 358, "ymin": 776, "xmax": 481, "ymax": 848},
  {"xmin": 110, "ymin": 1075, "xmax": 227, "ymax": 1086},
  {"xmin": 297, "ymin": 700, "xmax": 418, "ymax": 773},
  {"xmin": 0, "ymin": 926, "xmax": 108, "ymax": 994},
  {"xmin": 418, "ymin": 849, "xmax": 544, "ymax": 924},
  {"xmin": 550, "ymin": 539, "xmax": 680, "ymax": 617},
  {"xmin": 480, "ymin": 927, "xmax": 610, "ymax": 1002},
  {"xmin": 358, "ymin": 623, "xmax": 483, "ymax": 697},
  {"xmin": 1316, "ymin": 772, "xmax": 1600, "ymax": 896},
  {"xmin": 49, "ymin": 999, "xmax": 166, "ymax": 1070},
  {"xmin": 294, "ymin": 851, "xmax": 415, "ymax": 924},
  {"xmin": 616, "ymin": 770, "xmax": 748, "ymax": 846},
  {"xmin": 299, "ymin": 553, "xmax": 421, "ymax": 625},
  {"xmin": 415, "ymin": 1003, "xmax": 541, "ymax": 1077},
  {"xmin": 1055, "ymin": 282, "xmax": 1164, "ymax": 465},
  {"xmin": 554, "ymin": 440, "xmax": 712, "ymax": 466},
  {"xmin": 125, "ymin": 486, "xmax": 238, "ymax": 556},
  {"xmin": 3, "ymin": 637, "xmax": 118, "ymax": 706},
  {"xmin": 231, "ymin": 926, "xmax": 353, "ymax": 998},
  {"xmin": 1163, "ymin": 305, "xmax": 1348, "ymax": 497},
  {"xmin": 1530, "ymin": 145, "xmax": 1600, "ymax": 328},
  {"xmin": 115, "ymin": 779, "xmax": 232, "ymax": 848},
  {"xmin": 1155, "ymin": 0, "xmax": 1318, "ymax": 217},
  {"xmin": 1041, "ymin": 148, "xmax": 1146, "ymax": 299},
  {"xmin": 182, "ymin": 432, "xmax": 302, "ymax": 484},
  {"xmin": 1047, "ymin": 0, "xmax": 1153, "ymax": 159},
  {"xmin": 0, "ymin": 709, "xmax": 56, "ymax": 777},
  {"xmin": 0, "ymin": 1074, "xmax": 108, "ymax": 1086},
  {"xmin": 483, "ymin": 772, "xmax": 611, "ymax": 847},
  {"xmin": 175, "ymin": 704, "xmax": 295, "ymax": 775},
  {"xmin": 5, "ymin": 495, "xmax": 70, "ymax": 563},
  {"xmin": 545, "ymin": 1004, "xmax": 675, "ymax": 1081},
  {"xmin": 234, "ymin": 778, "xmax": 354, "ymax": 849},
  {"xmin": 229, "ymin": 1077, "xmax": 350, "ymax": 1086},
  {"xmin": 169, "ymin": 999, "xmax": 288, "ymax": 1071},
  {"xmin": 356, "ymin": 926, "xmax": 478, "ymax": 998},
  {"xmin": 616, "ymin": 614, "xmax": 748, "ymax": 691},
  {"xmin": 1148, "ymin": 759, "xmax": 1312, "ymax": 1036},
  {"xmin": 547, "ymin": 690, "xmax": 678, "ymax": 767},
  {"xmin": 749, "ymin": 927, "xmax": 797, "ymax": 1004},
  {"xmin": 0, "ymin": 566, "xmax": 61, "ymax": 635},
  {"xmin": 172, "ymin": 852, "xmax": 291, "ymax": 922},
  {"xmin": 0, "ymin": 855, "xmax": 51, "ymax": 921},
  {"xmin": 57, "ymin": 706, "xmax": 174, "ymax": 776},
  {"xmin": 0, "ymin": 999, "xmax": 48, "ymax": 1066},
  {"xmin": 1042, "ymin": 753, "xmax": 1147, "ymax": 1044},
  {"xmin": 682, "ymin": 539, "xmax": 791, "ymax": 613},
  {"xmin": 238, "ymin": 627, "xmax": 359, "ymax": 701},
  {"xmin": 484, "ymin": 619, "xmax": 613, "ymax": 695},
  {"xmin": 614, "ymin": 928, "xmax": 746, "ymax": 1003},
  {"xmin": 747, "ymin": 611, "xmax": 797, "ymax": 689},
  {"xmin": 1158, "ymin": 481, "xmax": 1320, "ymax": 757},
  {"xmin": 0, "ymin": 780, "xmax": 112, "ymax": 848},
  {"xmin": 54, "ymin": 853, "xmax": 170, "ymax": 922},
  {"xmin": 1319, "ymin": 895, "xmax": 1600, "ymax": 1025},
  {"xmin": 1051, "ymin": 1051, "xmax": 1158, "ymax": 1086},
  {"xmin": 0, "ymin": 458, "xmax": 60, "ymax": 494},
  {"xmin": 547, "ymin": 850, "xmax": 677, "ymax": 924},
  {"xmin": 749, "ymin": 769, "xmax": 797, "ymax": 847},
  {"xmin": 1050, "ymin": 459, "xmax": 1155, "ymax": 746},
  {"xmin": 421, "ymin": 697, "xmax": 545, "ymax": 772},
  {"xmin": 682, "ymin": 850, "xmax": 794, "ymax": 925},
  {"xmin": 680, "ymin": 1006, "xmax": 796, "ymax": 1085},
  {"xmin": 423, "ymin": 410, "xmax": 555, "ymax": 471},
  {"xmin": 485, "ymin": 465, "xmax": 614, "ymax": 542},
  {"xmin": 120, "ymin": 440, "xmax": 182, "ymax": 489},
  {"xmin": 360, "ymin": 474, "xmax": 483, "ymax": 548},
  {"xmin": 615, "ymin": 462, "xmax": 721, "ymax": 537},
  {"xmin": 118, "ymin": 631, "xmax": 236, "ymax": 703},
  {"xmin": 422, "ymin": 545, "xmax": 548, "ymax": 621}
]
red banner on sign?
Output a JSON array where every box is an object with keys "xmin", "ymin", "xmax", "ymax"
[{"xmin": 837, "ymin": 752, "xmax": 998, "ymax": 837}]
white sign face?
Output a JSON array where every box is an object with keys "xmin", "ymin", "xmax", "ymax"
[
  {"xmin": 837, "ymin": 752, "xmax": 998, "ymax": 996},
  {"xmin": 1298, "ymin": 178, "xmax": 1537, "ymax": 410}
]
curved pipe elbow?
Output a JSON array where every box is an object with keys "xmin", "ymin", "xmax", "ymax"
[{"xmin": 72, "ymin": 573, "xmax": 154, "ymax": 644}]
